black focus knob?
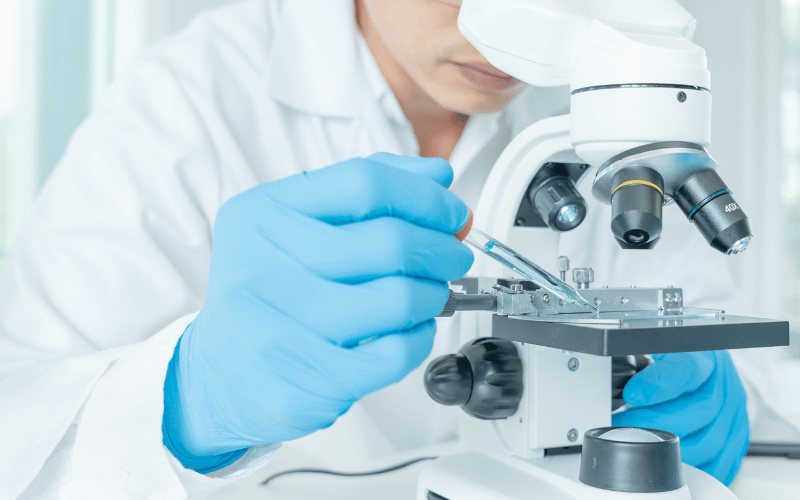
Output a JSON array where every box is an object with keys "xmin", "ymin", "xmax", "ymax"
[
  {"xmin": 580, "ymin": 427, "xmax": 684, "ymax": 493},
  {"xmin": 424, "ymin": 338, "xmax": 523, "ymax": 420},
  {"xmin": 424, "ymin": 353, "xmax": 472, "ymax": 406}
]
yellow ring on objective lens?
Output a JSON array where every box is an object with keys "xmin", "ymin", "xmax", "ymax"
[{"xmin": 612, "ymin": 180, "xmax": 664, "ymax": 197}]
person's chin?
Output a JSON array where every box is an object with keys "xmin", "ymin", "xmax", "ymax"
[{"xmin": 434, "ymin": 85, "xmax": 521, "ymax": 115}]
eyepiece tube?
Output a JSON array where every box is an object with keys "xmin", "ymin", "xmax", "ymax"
[
  {"xmin": 528, "ymin": 177, "xmax": 588, "ymax": 232},
  {"xmin": 673, "ymin": 170, "xmax": 753, "ymax": 255},
  {"xmin": 610, "ymin": 166, "xmax": 665, "ymax": 249}
]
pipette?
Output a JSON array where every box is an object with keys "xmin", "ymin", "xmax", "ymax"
[{"xmin": 462, "ymin": 227, "xmax": 599, "ymax": 314}]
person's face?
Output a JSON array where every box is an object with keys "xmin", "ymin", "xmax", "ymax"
[{"xmin": 360, "ymin": 0, "xmax": 526, "ymax": 114}]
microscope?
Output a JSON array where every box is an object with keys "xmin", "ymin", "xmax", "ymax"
[{"xmin": 415, "ymin": 1, "xmax": 790, "ymax": 499}]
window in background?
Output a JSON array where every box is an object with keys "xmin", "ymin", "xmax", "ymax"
[
  {"xmin": 35, "ymin": 1, "xmax": 93, "ymax": 186},
  {"xmin": 782, "ymin": 0, "xmax": 800, "ymax": 323},
  {"xmin": 0, "ymin": 0, "xmax": 232, "ymax": 276},
  {"xmin": 0, "ymin": 0, "xmax": 21, "ymax": 274},
  {"xmin": 0, "ymin": 0, "xmax": 103, "ymax": 274}
]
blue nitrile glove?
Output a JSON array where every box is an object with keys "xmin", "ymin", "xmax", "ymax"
[
  {"xmin": 612, "ymin": 351, "xmax": 749, "ymax": 485},
  {"xmin": 162, "ymin": 153, "xmax": 474, "ymax": 473}
]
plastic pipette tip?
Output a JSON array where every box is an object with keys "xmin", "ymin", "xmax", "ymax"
[{"xmin": 454, "ymin": 208, "xmax": 474, "ymax": 242}]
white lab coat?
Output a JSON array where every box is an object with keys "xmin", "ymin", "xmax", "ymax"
[{"xmin": 0, "ymin": 0, "xmax": 796, "ymax": 499}]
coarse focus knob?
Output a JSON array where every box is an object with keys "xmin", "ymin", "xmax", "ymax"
[
  {"xmin": 423, "ymin": 353, "xmax": 472, "ymax": 406},
  {"xmin": 573, "ymin": 268, "xmax": 594, "ymax": 289},
  {"xmin": 424, "ymin": 338, "xmax": 523, "ymax": 420},
  {"xmin": 580, "ymin": 427, "xmax": 684, "ymax": 493}
]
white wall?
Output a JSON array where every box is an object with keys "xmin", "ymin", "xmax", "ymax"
[{"xmin": 680, "ymin": 0, "xmax": 784, "ymax": 319}]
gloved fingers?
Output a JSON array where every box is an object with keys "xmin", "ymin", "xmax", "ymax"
[
  {"xmin": 681, "ymin": 404, "xmax": 749, "ymax": 485},
  {"xmin": 367, "ymin": 153, "xmax": 454, "ymax": 188},
  {"xmin": 678, "ymin": 355, "xmax": 748, "ymax": 481},
  {"xmin": 612, "ymin": 370, "xmax": 722, "ymax": 436},
  {"xmin": 223, "ymin": 327, "xmax": 363, "ymax": 440},
  {"xmin": 328, "ymin": 218, "xmax": 474, "ymax": 283},
  {"xmin": 231, "ymin": 157, "xmax": 469, "ymax": 232},
  {"xmin": 622, "ymin": 351, "xmax": 716, "ymax": 407},
  {"xmin": 241, "ymin": 318, "xmax": 436, "ymax": 404},
  {"xmin": 335, "ymin": 319, "xmax": 438, "ymax": 396},
  {"xmin": 313, "ymin": 276, "xmax": 449, "ymax": 346},
  {"xmin": 667, "ymin": 379, "xmax": 727, "ymax": 467},
  {"xmin": 717, "ymin": 407, "xmax": 750, "ymax": 486},
  {"xmin": 207, "ymin": 215, "xmax": 451, "ymax": 346},
  {"xmin": 227, "ymin": 255, "xmax": 449, "ymax": 346},
  {"xmin": 253, "ymin": 211, "xmax": 474, "ymax": 284}
]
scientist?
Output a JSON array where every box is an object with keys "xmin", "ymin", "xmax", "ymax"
[{"xmin": 0, "ymin": 0, "xmax": 793, "ymax": 498}]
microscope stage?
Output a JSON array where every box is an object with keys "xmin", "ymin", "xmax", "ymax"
[{"xmin": 492, "ymin": 313, "xmax": 789, "ymax": 356}]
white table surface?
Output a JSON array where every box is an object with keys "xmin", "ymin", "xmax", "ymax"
[{"xmin": 208, "ymin": 442, "xmax": 800, "ymax": 500}]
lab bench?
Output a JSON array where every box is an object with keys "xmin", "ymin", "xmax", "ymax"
[{"xmin": 209, "ymin": 441, "xmax": 800, "ymax": 500}]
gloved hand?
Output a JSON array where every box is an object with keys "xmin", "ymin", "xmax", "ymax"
[
  {"xmin": 162, "ymin": 153, "xmax": 474, "ymax": 472},
  {"xmin": 612, "ymin": 351, "xmax": 749, "ymax": 485}
]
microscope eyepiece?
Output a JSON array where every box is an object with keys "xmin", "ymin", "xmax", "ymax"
[
  {"xmin": 556, "ymin": 204, "xmax": 583, "ymax": 227},
  {"xmin": 529, "ymin": 176, "xmax": 588, "ymax": 232},
  {"xmin": 673, "ymin": 170, "xmax": 753, "ymax": 255},
  {"xmin": 610, "ymin": 166, "xmax": 665, "ymax": 249}
]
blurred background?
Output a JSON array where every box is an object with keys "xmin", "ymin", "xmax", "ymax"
[{"xmin": 0, "ymin": 0, "xmax": 798, "ymax": 344}]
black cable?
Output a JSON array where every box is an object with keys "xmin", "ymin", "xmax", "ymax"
[
  {"xmin": 260, "ymin": 456, "xmax": 439, "ymax": 486},
  {"xmin": 747, "ymin": 442, "xmax": 800, "ymax": 459}
]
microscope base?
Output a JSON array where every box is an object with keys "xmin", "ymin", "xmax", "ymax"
[{"xmin": 416, "ymin": 451, "xmax": 737, "ymax": 500}]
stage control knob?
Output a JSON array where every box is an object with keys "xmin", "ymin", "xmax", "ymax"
[
  {"xmin": 573, "ymin": 268, "xmax": 594, "ymax": 289},
  {"xmin": 579, "ymin": 427, "xmax": 684, "ymax": 493},
  {"xmin": 424, "ymin": 338, "xmax": 523, "ymax": 420}
]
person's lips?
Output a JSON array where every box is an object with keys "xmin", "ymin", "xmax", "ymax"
[{"xmin": 453, "ymin": 62, "xmax": 518, "ymax": 91}]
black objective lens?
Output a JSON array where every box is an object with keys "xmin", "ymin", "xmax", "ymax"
[
  {"xmin": 529, "ymin": 176, "xmax": 588, "ymax": 232},
  {"xmin": 610, "ymin": 166, "xmax": 665, "ymax": 249},
  {"xmin": 673, "ymin": 170, "xmax": 753, "ymax": 255}
]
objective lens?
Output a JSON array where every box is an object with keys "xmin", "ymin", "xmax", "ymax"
[
  {"xmin": 609, "ymin": 166, "xmax": 665, "ymax": 249},
  {"xmin": 728, "ymin": 236, "xmax": 752, "ymax": 255},
  {"xmin": 529, "ymin": 177, "xmax": 588, "ymax": 232},
  {"xmin": 673, "ymin": 170, "xmax": 753, "ymax": 255},
  {"xmin": 625, "ymin": 230, "xmax": 648, "ymax": 244}
]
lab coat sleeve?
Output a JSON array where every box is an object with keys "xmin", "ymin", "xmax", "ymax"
[
  {"xmin": 0, "ymin": 14, "xmax": 278, "ymax": 498},
  {"xmin": 11, "ymin": 314, "xmax": 278, "ymax": 500}
]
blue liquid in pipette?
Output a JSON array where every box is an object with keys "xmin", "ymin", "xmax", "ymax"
[{"xmin": 479, "ymin": 236, "xmax": 598, "ymax": 314}]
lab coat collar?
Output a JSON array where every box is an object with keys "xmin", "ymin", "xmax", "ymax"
[{"xmin": 266, "ymin": 0, "xmax": 367, "ymax": 117}]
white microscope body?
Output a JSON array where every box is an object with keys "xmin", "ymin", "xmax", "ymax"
[{"xmin": 416, "ymin": 1, "xmax": 756, "ymax": 499}]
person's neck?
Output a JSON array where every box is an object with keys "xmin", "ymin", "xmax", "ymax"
[{"xmin": 356, "ymin": 0, "xmax": 468, "ymax": 160}]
